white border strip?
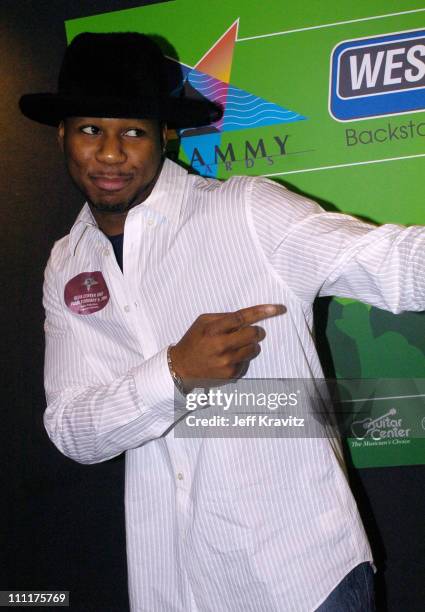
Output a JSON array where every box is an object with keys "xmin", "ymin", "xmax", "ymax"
[
  {"xmin": 262, "ymin": 152, "xmax": 425, "ymax": 177},
  {"xmin": 237, "ymin": 8, "xmax": 425, "ymax": 41},
  {"xmin": 340, "ymin": 393, "xmax": 425, "ymax": 403}
]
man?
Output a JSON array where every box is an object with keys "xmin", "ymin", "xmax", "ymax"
[{"xmin": 20, "ymin": 32, "xmax": 424, "ymax": 611}]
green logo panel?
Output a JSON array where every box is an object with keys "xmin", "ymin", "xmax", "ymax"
[{"xmin": 67, "ymin": 1, "xmax": 425, "ymax": 467}]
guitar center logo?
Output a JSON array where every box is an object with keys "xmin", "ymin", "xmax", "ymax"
[
  {"xmin": 351, "ymin": 408, "xmax": 411, "ymax": 442},
  {"xmin": 329, "ymin": 29, "xmax": 425, "ymax": 121}
]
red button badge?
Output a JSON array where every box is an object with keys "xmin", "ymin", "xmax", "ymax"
[{"xmin": 64, "ymin": 271, "xmax": 110, "ymax": 315}]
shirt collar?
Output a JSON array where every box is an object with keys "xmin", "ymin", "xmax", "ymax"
[{"xmin": 68, "ymin": 159, "xmax": 188, "ymax": 256}]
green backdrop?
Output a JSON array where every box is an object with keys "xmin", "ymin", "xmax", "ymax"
[{"xmin": 67, "ymin": 1, "xmax": 425, "ymax": 467}]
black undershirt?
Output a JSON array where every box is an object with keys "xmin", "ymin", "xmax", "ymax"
[{"xmin": 107, "ymin": 233, "xmax": 124, "ymax": 272}]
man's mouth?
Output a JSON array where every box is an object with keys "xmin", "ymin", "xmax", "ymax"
[{"xmin": 90, "ymin": 174, "xmax": 132, "ymax": 192}]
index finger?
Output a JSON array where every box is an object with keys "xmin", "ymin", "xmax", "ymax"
[{"xmin": 210, "ymin": 304, "xmax": 286, "ymax": 335}]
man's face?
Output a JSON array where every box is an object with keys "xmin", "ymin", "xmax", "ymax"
[{"xmin": 58, "ymin": 117, "xmax": 167, "ymax": 214}]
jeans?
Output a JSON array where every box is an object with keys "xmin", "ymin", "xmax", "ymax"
[{"xmin": 315, "ymin": 562, "xmax": 375, "ymax": 611}]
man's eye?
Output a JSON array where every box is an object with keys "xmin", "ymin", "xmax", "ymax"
[
  {"xmin": 125, "ymin": 128, "xmax": 146, "ymax": 137},
  {"xmin": 80, "ymin": 125, "xmax": 100, "ymax": 135}
]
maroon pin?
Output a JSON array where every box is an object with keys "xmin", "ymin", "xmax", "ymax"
[{"xmin": 64, "ymin": 271, "xmax": 110, "ymax": 315}]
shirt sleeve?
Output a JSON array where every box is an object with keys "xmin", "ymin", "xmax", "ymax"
[
  {"xmin": 248, "ymin": 177, "xmax": 425, "ymax": 312},
  {"xmin": 43, "ymin": 258, "xmax": 186, "ymax": 465}
]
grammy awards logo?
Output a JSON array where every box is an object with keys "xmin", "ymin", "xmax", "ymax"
[{"xmin": 168, "ymin": 20, "xmax": 306, "ymax": 177}]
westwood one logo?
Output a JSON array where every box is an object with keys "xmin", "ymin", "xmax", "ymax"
[{"xmin": 329, "ymin": 28, "xmax": 425, "ymax": 121}]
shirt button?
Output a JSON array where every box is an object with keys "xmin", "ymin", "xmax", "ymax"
[
  {"xmin": 177, "ymin": 472, "xmax": 184, "ymax": 480},
  {"xmin": 123, "ymin": 305, "xmax": 130, "ymax": 313},
  {"xmin": 147, "ymin": 218, "xmax": 154, "ymax": 226},
  {"xmin": 103, "ymin": 248, "xmax": 110, "ymax": 256}
]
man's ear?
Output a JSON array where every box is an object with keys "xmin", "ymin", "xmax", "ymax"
[{"xmin": 57, "ymin": 121, "xmax": 65, "ymax": 152}]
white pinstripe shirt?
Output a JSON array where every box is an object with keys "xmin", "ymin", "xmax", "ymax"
[{"xmin": 43, "ymin": 159, "xmax": 425, "ymax": 611}]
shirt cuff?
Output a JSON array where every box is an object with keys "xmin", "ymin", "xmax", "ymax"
[{"xmin": 133, "ymin": 346, "xmax": 187, "ymax": 410}]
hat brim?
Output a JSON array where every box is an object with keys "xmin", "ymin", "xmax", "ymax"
[{"xmin": 19, "ymin": 93, "xmax": 223, "ymax": 129}]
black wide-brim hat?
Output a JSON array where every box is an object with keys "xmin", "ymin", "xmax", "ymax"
[{"xmin": 19, "ymin": 32, "xmax": 223, "ymax": 129}]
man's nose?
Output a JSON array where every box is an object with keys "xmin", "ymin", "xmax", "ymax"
[{"xmin": 96, "ymin": 135, "xmax": 127, "ymax": 164}]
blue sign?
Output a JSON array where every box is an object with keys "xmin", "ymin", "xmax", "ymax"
[{"xmin": 329, "ymin": 29, "xmax": 425, "ymax": 121}]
